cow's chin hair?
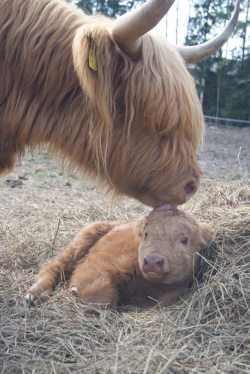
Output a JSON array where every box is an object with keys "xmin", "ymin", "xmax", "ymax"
[
  {"xmin": 132, "ymin": 176, "xmax": 199, "ymax": 208},
  {"xmin": 104, "ymin": 128, "xmax": 201, "ymax": 207},
  {"xmin": 106, "ymin": 171, "xmax": 200, "ymax": 208}
]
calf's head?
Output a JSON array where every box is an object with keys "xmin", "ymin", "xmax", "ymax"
[{"xmin": 138, "ymin": 209, "xmax": 212, "ymax": 285}]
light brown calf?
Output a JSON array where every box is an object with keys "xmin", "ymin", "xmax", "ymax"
[{"xmin": 26, "ymin": 209, "xmax": 212, "ymax": 307}]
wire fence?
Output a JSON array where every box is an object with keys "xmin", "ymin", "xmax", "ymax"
[{"xmin": 204, "ymin": 115, "xmax": 250, "ymax": 127}]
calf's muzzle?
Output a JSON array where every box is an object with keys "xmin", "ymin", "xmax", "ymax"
[{"xmin": 143, "ymin": 255, "xmax": 165, "ymax": 276}]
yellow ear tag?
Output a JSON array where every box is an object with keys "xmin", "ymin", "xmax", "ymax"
[{"xmin": 89, "ymin": 48, "xmax": 97, "ymax": 71}]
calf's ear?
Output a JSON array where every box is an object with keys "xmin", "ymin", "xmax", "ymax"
[
  {"xmin": 135, "ymin": 218, "xmax": 146, "ymax": 238},
  {"xmin": 198, "ymin": 222, "xmax": 213, "ymax": 250}
]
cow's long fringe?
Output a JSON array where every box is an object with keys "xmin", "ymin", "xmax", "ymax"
[{"xmin": 73, "ymin": 25, "xmax": 204, "ymax": 184}]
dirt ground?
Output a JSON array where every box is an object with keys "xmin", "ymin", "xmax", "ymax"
[
  {"xmin": 1, "ymin": 125, "xmax": 249, "ymax": 193},
  {"xmin": 199, "ymin": 125, "xmax": 249, "ymax": 180},
  {"xmin": 0, "ymin": 125, "xmax": 249, "ymax": 373}
]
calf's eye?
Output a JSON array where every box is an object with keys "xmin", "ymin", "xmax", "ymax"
[
  {"xmin": 180, "ymin": 236, "xmax": 188, "ymax": 245},
  {"xmin": 144, "ymin": 231, "xmax": 148, "ymax": 239}
]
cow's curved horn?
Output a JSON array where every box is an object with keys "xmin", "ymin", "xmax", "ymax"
[
  {"xmin": 111, "ymin": 0, "xmax": 175, "ymax": 58},
  {"xmin": 176, "ymin": 0, "xmax": 241, "ymax": 64}
]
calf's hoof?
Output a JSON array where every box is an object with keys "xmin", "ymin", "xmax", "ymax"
[
  {"xmin": 25, "ymin": 292, "xmax": 37, "ymax": 304},
  {"xmin": 71, "ymin": 287, "xmax": 78, "ymax": 296}
]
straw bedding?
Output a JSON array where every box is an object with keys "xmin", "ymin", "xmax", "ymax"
[{"xmin": 0, "ymin": 151, "xmax": 249, "ymax": 373}]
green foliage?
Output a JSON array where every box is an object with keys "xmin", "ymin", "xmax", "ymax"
[
  {"xmin": 75, "ymin": 0, "xmax": 143, "ymax": 17},
  {"xmin": 220, "ymin": 55, "xmax": 250, "ymax": 120},
  {"xmin": 187, "ymin": 0, "xmax": 250, "ymax": 123},
  {"xmin": 186, "ymin": 0, "xmax": 231, "ymax": 44},
  {"xmin": 72, "ymin": 0, "xmax": 249, "ymax": 123}
]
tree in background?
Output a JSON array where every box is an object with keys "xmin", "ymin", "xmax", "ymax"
[
  {"xmin": 219, "ymin": 56, "xmax": 250, "ymax": 120},
  {"xmin": 240, "ymin": 0, "xmax": 250, "ymax": 66},
  {"xmin": 71, "ymin": 0, "xmax": 249, "ymax": 122},
  {"xmin": 75, "ymin": 0, "xmax": 143, "ymax": 17},
  {"xmin": 185, "ymin": 1, "xmax": 232, "ymax": 107},
  {"xmin": 186, "ymin": 0, "xmax": 250, "ymax": 122}
]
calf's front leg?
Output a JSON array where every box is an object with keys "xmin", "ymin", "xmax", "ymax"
[
  {"xmin": 25, "ymin": 222, "xmax": 117, "ymax": 303},
  {"xmin": 69, "ymin": 261, "xmax": 118, "ymax": 307}
]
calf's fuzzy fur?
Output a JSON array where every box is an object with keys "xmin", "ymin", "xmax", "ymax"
[{"xmin": 26, "ymin": 209, "xmax": 212, "ymax": 307}]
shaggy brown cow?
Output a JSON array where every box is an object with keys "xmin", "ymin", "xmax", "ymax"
[
  {"xmin": 26, "ymin": 208, "xmax": 212, "ymax": 307},
  {"xmin": 0, "ymin": 0, "xmax": 241, "ymax": 207}
]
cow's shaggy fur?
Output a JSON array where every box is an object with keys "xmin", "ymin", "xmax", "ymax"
[
  {"xmin": 0, "ymin": 0, "xmax": 204, "ymax": 207},
  {"xmin": 26, "ymin": 209, "xmax": 212, "ymax": 307}
]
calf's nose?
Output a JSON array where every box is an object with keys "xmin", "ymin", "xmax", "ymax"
[{"xmin": 143, "ymin": 255, "xmax": 165, "ymax": 274}]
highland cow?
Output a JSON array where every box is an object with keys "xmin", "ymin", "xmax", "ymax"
[
  {"xmin": 26, "ymin": 208, "xmax": 212, "ymax": 307},
  {"xmin": 0, "ymin": 0, "xmax": 240, "ymax": 207}
]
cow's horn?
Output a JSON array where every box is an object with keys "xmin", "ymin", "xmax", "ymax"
[
  {"xmin": 176, "ymin": 0, "xmax": 241, "ymax": 64},
  {"xmin": 111, "ymin": 0, "xmax": 175, "ymax": 58}
]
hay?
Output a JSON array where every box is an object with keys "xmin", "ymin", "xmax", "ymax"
[{"xmin": 0, "ymin": 152, "xmax": 249, "ymax": 373}]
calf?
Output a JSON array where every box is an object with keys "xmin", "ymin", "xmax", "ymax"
[{"xmin": 26, "ymin": 209, "xmax": 212, "ymax": 307}]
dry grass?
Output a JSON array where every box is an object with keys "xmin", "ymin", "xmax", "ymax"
[{"xmin": 0, "ymin": 153, "xmax": 249, "ymax": 373}]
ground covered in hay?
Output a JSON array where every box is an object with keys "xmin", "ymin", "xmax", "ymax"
[{"xmin": 0, "ymin": 125, "xmax": 249, "ymax": 373}]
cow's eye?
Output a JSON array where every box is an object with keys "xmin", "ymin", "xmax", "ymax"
[
  {"xmin": 180, "ymin": 236, "xmax": 188, "ymax": 245},
  {"xmin": 144, "ymin": 231, "xmax": 148, "ymax": 239}
]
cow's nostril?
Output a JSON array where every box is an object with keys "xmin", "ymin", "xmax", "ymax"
[
  {"xmin": 156, "ymin": 258, "xmax": 164, "ymax": 267},
  {"xmin": 185, "ymin": 181, "xmax": 197, "ymax": 196}
]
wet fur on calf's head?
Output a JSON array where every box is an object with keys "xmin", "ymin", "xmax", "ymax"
[{"xmin": 0, "ymin": 0, "xmax": 203, "ymax": 207}]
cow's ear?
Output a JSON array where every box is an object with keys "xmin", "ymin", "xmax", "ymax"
[
  {"xmin": 72, "ymin": 24, "xmax": 117, "ymax": 160},
  {"xmin": 72, "ymin": 24, "xmax": 114, "ymax": 100},
  {"xmin": 73, "ymin": 26, "xmax": 93, "ymax": 97},
  {"xmin": 198, "ymin": 222, "xmax": 213, "ymax": 250}
]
